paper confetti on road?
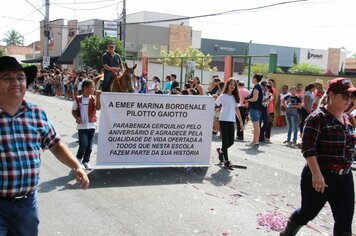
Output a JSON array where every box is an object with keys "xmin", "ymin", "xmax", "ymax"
[{"xmin": 257, "ymin": 211, "xmax": 288, "ymax": 232}]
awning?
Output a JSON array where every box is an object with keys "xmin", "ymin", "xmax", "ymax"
[
  {"xmin": 21, "ymin": 56, "xmax": 59, "ymax": 64},
  {"xmin": 57, "ymin": 33, "xmax": 93, "ymax": 64}
]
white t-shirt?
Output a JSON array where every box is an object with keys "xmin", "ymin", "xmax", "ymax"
[
  {"xmin": 148, "ymin": 81, "xmax": 160, "ymax": 94},
  {"xmin": 215, "ymin": 93, "xmax": 240, "ymax": 122},
  {"xmin": 279, "ymin": 92, "xmax": 291, "ymax": 115},
  {"xmin": 63, "ymin": 75, "xmax": 69, "ymax": 85},
  {"xmin": 72, "ymin": 96, "xmax": 96, "ymax": 130}
]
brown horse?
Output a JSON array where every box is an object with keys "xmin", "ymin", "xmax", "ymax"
[{"xmin": 95, "ymin": 63, "xmax": 137, "ymax": 92}]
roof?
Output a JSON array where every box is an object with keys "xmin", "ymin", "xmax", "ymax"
[
  {"xmin": 21, "ymin": 56, "xmax": 59, "ymax": 64},
  {"xmin": 345, "ymin": 58, "xmax": 356, "ymax": 70},
  {"xmin": 57, "ymin": 33, "xmax": 92, "ymax": 64},
  {"xmin": 0, "ymin": 44, "xmax": 33, "ymax": 55}
]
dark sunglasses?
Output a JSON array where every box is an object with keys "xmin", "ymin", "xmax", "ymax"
[{"xmin": 336, "ymin": 93, "xmax": 353, "ymax": 100}]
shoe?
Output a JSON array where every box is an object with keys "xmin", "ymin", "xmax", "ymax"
[
  {"xmin": 83, "ymin": 162, "xmax": 93, "ymax": 170},
  {"xmin": 77, "ymin": 158, "xmax": 85, "ymax": 169},
  {"xmin": 245, "ymin": 142, "xmax": 259, "ymax": 147},
  {"xmin": 224, "ymin": 161, "xmax": 234, "ymax": 170},
  {"xmin": 217, "ymin": 161, "xmax": 224, "ymax": 166},
  {"xmin": 283, "ymin": 140, "xmax": 290, "ymax": 144}
]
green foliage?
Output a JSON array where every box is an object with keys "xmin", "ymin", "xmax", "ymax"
[
  {"xmin": 288, "ymin": 63, "xmax": 323, "ymax": 75},
  {"xmin": 159, "ymin": 47, "xmax": 217, "ymax": 71},
  {"xmin": 2, "ymin": 29, "xmax": 24, "ymax": 45},
  {"xmin": 242, "ymin": 63, "xmax": 283, "ymax": 77},
  {"xmin": 80, "ymin": 35, "xmax": 124, "ymax": 70},
  {"xmin": 0, "ymin": 48, "xmax": 6, "ymax": 57}
]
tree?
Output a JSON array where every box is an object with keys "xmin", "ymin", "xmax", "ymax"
[
  {"xmin": 293, "ymin": 51, "xmax": 298, "ymax": 65},
  {"xmin": 242, "ymin": 63, "xmax": 283, "ymax": 77},
  {"xmin": 340, "ymin": 46, "xmax": 356, "ymax": 58},
  {"xmin": 2, "ymin": 29, "xmax": 24, "ymax": 45},
  {"xmin": 0, "ymin": 48, "xmax": 5, "ymax": 57},
  {"xmin": 159, "ymin": 47, "xmax": 217, "ymax": 71},
  {"xmin": 288, "ymin": 63, "xmax": 323, "ymax": 75},
  {"xmin": 80, "ymin": 35, "xmax": 124, "ymax": 71}
]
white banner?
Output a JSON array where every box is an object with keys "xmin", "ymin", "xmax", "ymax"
[
  {"xmin": 42, "ymin": 56, "xmax": 50, "ymax": 68},
  {"xmin": 96, "ymin": 93, "xmax": 215, "ymax": 168}
]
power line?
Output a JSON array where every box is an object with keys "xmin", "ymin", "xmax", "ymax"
[
  {"xmin": 51, "ymin": 0, "xmax": 117, "ymax": 4},
  {"xmin": 25, "ymin": 0, "xmax": 45, "ymax": 17},
  {"xmin": 23, "ymin": 27, "xmax": 40, "ymax": 36},
  {"xmin": 51, "ymin": 1, "xmax": 118, "ymax": 10},
  {"xmin": 0, "ymin": 14, "xmax": 39, "ymax": 22},
  {"xmin": 126, "ymin": 0, "xmax": 309, "ymax": 25}
]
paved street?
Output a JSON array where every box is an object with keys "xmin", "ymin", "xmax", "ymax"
[{"xmin": 25, "ymin": 92, "xmax": 356, "ymax": 236}]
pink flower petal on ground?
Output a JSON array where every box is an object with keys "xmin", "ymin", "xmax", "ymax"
[{"xmin": 257, "ymin": 211, "xmax": 288, "ymax": 232}]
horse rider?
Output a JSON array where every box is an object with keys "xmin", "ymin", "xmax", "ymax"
[{"xmin": 102, "ymin": 42, "xmax": 124, "ymax": 92}]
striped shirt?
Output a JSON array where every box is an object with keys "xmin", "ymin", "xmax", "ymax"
[
  {"xmin": 0, "ymin": 100, "xmax": 60, "ymax": 197},
  {"xmin": 302, "ymin": 107, "xmax": 355, "ymax": 171}
]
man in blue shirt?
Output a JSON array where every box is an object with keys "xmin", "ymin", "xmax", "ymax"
[
  {"xmin": 0, "ymin": 56, "xmax": 89, "ymax": 236},
  {"xmin": 102, "ymin": 42, "xmax": 123, "ymax": 92}
]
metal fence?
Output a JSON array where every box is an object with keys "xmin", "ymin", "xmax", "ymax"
[{"xmin": 126, "ymin": 54, "xmax": 270, "ymax": 91}]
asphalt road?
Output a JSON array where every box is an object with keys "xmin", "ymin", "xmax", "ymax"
[{"xmin": 24, "ymin": 92, "xmax": 356, "ymax": 236}]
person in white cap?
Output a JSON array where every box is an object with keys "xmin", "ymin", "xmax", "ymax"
[{"xmin": 311, "ymin": 78, "xmax": 324, "ymax": 111}]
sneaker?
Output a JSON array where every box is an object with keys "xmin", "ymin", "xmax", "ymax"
[
  {"xmin": 217, "ymin": 161, "xmax": 225, "ymax": 166},
  {"xmin": 245, "ymin": 142, "xmax": 259, "ymax": 147},
  {"xmin": 83, "ymin": 162, "xmax": 93, "ymax": 170},
  {"xmin": 290, "ymin": 141, "xmax": 298, "ymax": 148},
  {"xmin": 77, "ymin": 159, "xmax": 85, "ymax": 169},
  {"xmin": 283, "ymin": 140, "xmax": 290, "ymax": 144}
]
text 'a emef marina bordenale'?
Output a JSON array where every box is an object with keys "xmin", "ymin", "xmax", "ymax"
[
  {"xmin": 108, "ymin": 101, "xmax": 207, "ymax": 110},
  {"xmin": 108, "ymin": 102, "xmax": 207, "ymax": 118}
]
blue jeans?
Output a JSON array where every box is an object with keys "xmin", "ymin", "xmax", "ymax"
[
  {"xmin": 0, "ymin": 192, "xmax": 39, "ymax": 236},
  {"xmin": 249, "ymin": 109, "xmax": 262, "ymax": 123},
  {"xmin": 77, "ymin": 129, "xmax": 95, "ymax": 163},
  {"xmin": 102, "ymin": 72, "xmax": 113, "ymax": 92},
  {"xmin": 285, "ymin": 113, "xmax": 298, "ymax": 142}
]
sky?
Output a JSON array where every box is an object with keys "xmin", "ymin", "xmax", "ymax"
[{"xmin": 1, "ymin": 0, "xmax": 356, "ymax": 54}]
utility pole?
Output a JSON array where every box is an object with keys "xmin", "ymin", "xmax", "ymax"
[
  {"xmin": 43, "ymin": 0, "xmax": 50, "ymax": 67},
  {"xmin": 122, "ymin": 0, "xmax": 126, "ymax": 50}
]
